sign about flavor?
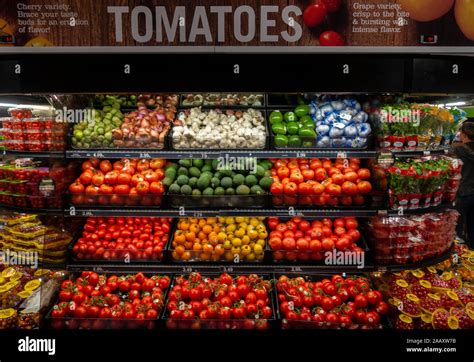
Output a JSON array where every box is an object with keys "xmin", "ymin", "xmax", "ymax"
[{"xmin": 0, "ymin": 0, "xmax": 473, "ymax": 47}]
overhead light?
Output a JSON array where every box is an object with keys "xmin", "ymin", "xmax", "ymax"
[
  {"xmin": 0, "ymin": 103, "xmax": 53, "ymax": 110},
  {"xmin": 445, "ymin": 101, "xmax": 467, "ymax": 107}
]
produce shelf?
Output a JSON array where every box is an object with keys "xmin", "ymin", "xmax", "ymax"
[
  {"xmin": 1, "ymin": 149, "xmax": 65, "ymax": 158},
  {"xmin": 0, "ymin": 204, "xmax": 64, "ymax": 215},
  {"xmin": 372, "ymin": 245, "xmax": 454, "ymax": 272},
  {"xmin": 65, "ymin": 207, "xmax": 379, "ymax": 217},
  {"xmin": 65, "ymin": 149, "xmax": 378, "ymax": 159},
  {"xmin": 391, "ymin": 147, "xmax": 450, "ymax": 158},
  {"xmin": 384, "ymin": 201, "xmax": 454, "ymax": 216}
]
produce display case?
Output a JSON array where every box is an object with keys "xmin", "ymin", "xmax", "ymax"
[{"xmin": 0, "ymin": 52, "xmax": 473, "ymax": 348}]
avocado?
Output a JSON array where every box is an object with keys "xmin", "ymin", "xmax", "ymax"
[
  {"xmin": 192, "ymin": 159, "xmax": 204, "ymax": 168},
  {"xmin": 211, "ymin": 159, "xmax": 219, "ymax": 170},
  {"xmin": 165, "ymin": 168, "xmax": 176, "ymax": 180},
  {"xmin": 236, "ymin": 185, "xmax": 251, "ymax": 195},
  {"xmin": 232, "ymin": 174, "xmax": 245, "ymax": 186},
  {"xmin": 180, "ymin": 185, "xmax": 192, "ymax": 195},
  {"xmin": 255, "ymin": 165, "xmax": 265, "ymax": 178},
  {"xmin": 176, "ymin": 175, "xmax": 189, "ymax": 186},
  {"xmin": 214, "ymin": 187, "xmax": 225, "ymax": 195},
  {"xmin": 211, "ymin": 177, "xmax": 220, "ymax": 188},
  {"xmin": 214, "ymin": 171, "xmax": 222, "ymax": 179},
  {"xmin": 178, "ymin": 159, "xmax": 192, "ymax": 168},
  {"xmin": 188, "ymin": 177, "xmax": 198, "ymax": 188},
  {"xmin": 203, "ymin": 187, "xmax": 214, "ymax": 196},
  {"xmin": 245, "ymin": 174, "xmax": 258, "ymax": 187},
  {"xmin": 221, "ymin": 177, "xmax": 233, "ymax": 189},
  {"xmin": 192, "ymin": 189, "xmax": 202, "ymax": 196},
  {"xmin": 250, "ymin": 185, "xmax": 264, "ymax": 195},
  {"xmin": 220, "ymin": 168, "xmax": 233, "ymax": 177},
  {"xmin": 177, "ymin": 167, "xmax": 188, "ymax": 176},
  {"xmin": 225, "ymin": 187, "xmax": 235, "ymax": 195},
  {"xmin": 169, "ymin": 183, "xmax": 181, "ymax": 194},
  {"xmin": 188, "ymin": 167, "xmax": 201, "ymax": 178},
  {"xmin": 259, "ymin": 176, "xmax": 273, "ymax": 190},
  {"xmin": 197, "ymin": 175, "xmax": 211, "ymax": 190},
  {"xmin": 162, "ymin": 176, "xmax": 173, "ymax": 188},
  {"xmin": 201, "ymin": 165, "xmax": 213, "ymax": 173}
]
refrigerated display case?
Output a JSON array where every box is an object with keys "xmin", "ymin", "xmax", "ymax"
[{"xmin": 0, "ymin": 54, "xmax": 472, "ymax": 361}]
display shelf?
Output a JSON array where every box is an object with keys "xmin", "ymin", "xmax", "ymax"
[
  {"xmin": 65, "ymin": 207, "xmax": 379, "ymax": 217},
  {"xmin": 1, "ymin": 149, "xmax": 65, "ymax": 158},
  {"xmin": 0, "ymin": 204, "xmax": 64, "ymax": 215},
  {"xmin": 65, "ymin": 149, "xmax": 378, "ymax": 159},
  {"xmin": 372, "ymin": 245, "xmax": 454, "ymax": 272},
  {"xmin": 384, "ymin": 201, "xmax": 454, "ymax": 216},
  {"xmin": 391, "ymin": 147, "xmax": 450, "ymax": 158}
]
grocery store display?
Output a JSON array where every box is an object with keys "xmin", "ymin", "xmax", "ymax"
[
  {"xmin": 0, "ymin": 109, "xmax": 67, "ymax": 152},
  {"xmin": 181, "ymin": 93, "xmax": 264, "ymax": 107},
  {"xmin": 172, "ymin": 108, "xmax": 267, "ymax": 149},
  {"xmin": 50, "ymin": 271, "xmax": 170, "ymax": 329},
  {"xmin": 170, "ymin": 217, "xmax": 267, "ymax": 262},
  {"xmin": 164, "ymin": 272, "xmax": 273, "ymax": 329},
  {"xmin": 69, "ymin": 158, "xmax": 166, "ymax": 206},
  {"xmin": 0, "ymin": 92, "xmax": 472, "ymax": 333},
  {"xmin": 165, "ymin": 158, "xmax": 273, "ymax": 207},
  {"xmin": 277, "ymin": 274, "xmax": 388, "ymax": 329},
  {"xmin": 268, "ymin": 217, "xmax": 365, "ymax": 263},
  {"xmin": 387, "ymin": 156, "xmax": 462, "ymax": 209},
  {"xmin": 372, "ymin": 267, "xmax": 474, "ymax": 329},
  {"xmin": 0, "ymin": 265, "xmax": 66, "ymax": 329},
  {"xmin": 0, "ymin": 213, "xmax": 73, "ymax": 264},
  {"xmin": 365, "ymin": 210, "xmax": 459, "ymax": 265},
  {"xmin": 71, "ymin": 217, "xmax": 171, "ymax": 261},
  {"xmin": 309, "ymin": 96, "xmax": 371, "ymax": 149},
  {"xmin": 0, "ymin": 160, "xmax": 71, "ymax": 210},
  {"xmin": 270, "ymin": 158, "xmax": 372, "ymax": 206}
]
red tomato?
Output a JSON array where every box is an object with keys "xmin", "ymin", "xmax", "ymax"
[
  {"xmin": 270, "ymin": 182, "xmax": 283, "ymax": 195},
  {"xmin": 357, "ymin": 181, "xmax": 372, "ymax": 194},
  {"xmin": 345, "ymin": 218, "xmax": 358, "ymax": 229},
  {"xmin": 319, "ymin": 31, "xmax": 345, "ymax": 46},
  {"xmin": 344, "ymin": 172, "xmax": 358, "ymax": 183},
  {"xmin": 69, "ymin": 182, "xmax": 84, "ymax": 194},
  {"xmin": 342, "ymin": 181, "xmax": 358, "ymax": 195},
  {"xmin": 326, "ymin": 184, "xmax": 342, "ymax": 196},
  {"xmin": 357, "ymin": 168, "xmax": 371, "ymax": 180},
  {"xmin": 303, "ymin": 2, "xmax": 327, "ymax": 27},
  {"xmin": 284, "ymin": 182, "xmax": 298, "ymax": 195},
  {"xmin": 117, "ymin": 173, "xmax": 132, "ymax": 185},
  {"xmin": 100, "ymin": 160, "xmax": 113, "ymax": 173}
]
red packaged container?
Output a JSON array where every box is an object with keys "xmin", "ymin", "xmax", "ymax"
[{"xmin": 8, "ymin": 108, "xmax": 32, "ymax": 119}]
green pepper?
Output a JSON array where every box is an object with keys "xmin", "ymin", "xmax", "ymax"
[
  {"xmin": 302, "ymin": 141, "xmax": 314, "ymax": 148},
  {"xmin": 298, "ymin": 127, "xmax": 317, "ymax": 140},
  {"xmin": 294, "ymin": 105, "xmax": 310, "ymax": 117},
  {"xmin": 269, "ymin": 111, "xmax": 283, "ymax": 124},
  {"xmin": 274, "ymin": 134, "xmax": 289, "ymax": 148},
  {"xmin": 288, "ymin": 135, "xmax": 302, "ymax": 147},
  {"xmin": 272, "ymin": 123, "xmax": 287, "ymax": 135},
  {"xmin": 286, "ymin": 122, "xmax": 299, "ymax": 135},
  {"xmin": 301, "ymin": 119, "xmax": 315, "ymax": 129}
]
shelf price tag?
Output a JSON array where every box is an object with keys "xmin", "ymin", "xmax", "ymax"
[
  {"xmin": 139, "ymin": 152, "xmax": 151, "ymax": 159},
  {"xmin": 182, "ymin": 266, "xmax": 193, "ymax": 273},
  {"xmin": 291, "ymin": 266, "xmax": 302, "ymax": 272},
  {"xmin": 336, "ymin": 151, "xmax": 347, "ymax": 159},
  {"xmin": 222, "ymin": 266, "xmax": 234, "ymax": 273},
  {"xmin": 296, "ymin": 151, "xmax": 306, "ymax": 158},
  {"xmin": 423, "ymin": 150, "xmax": 430, "ymax": 156},
  {"xmin": 81, "ymin": 211, "xmax": 94, "ymax": 217},
  {"xmin": 93, "ymin": 152, "xmax": 104, "ymax": 158},
  {"xmin": 193, "ymin": 211, "xmax": 203, "ymax": 217}
]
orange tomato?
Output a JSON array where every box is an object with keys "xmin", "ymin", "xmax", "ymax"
[
  {"xmin": 344, "ymin": 172, "xmax": 358, "ymax": 182},
  {"xmin": 301, "ymin": 169, "xmax": 314, "ymax": 181},
  {"xmin": 331, "ymin": 173, "xmax": 345, "ymax": 185},
  {"xmin": 357, "ymin": 168, "xmax": 371, "ymax": 180}
]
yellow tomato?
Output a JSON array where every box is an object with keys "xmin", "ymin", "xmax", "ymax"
[
  {"xmin": 397, "ymin": 0, "xmax": 454, "ymax": 21},
  {"xmin": 455, "ymin": 0, "xmax": 474, "ymax": 40}
]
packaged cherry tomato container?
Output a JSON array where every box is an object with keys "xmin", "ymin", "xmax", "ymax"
[
  {"xmin": 275, "ymin": 273, "xmax": 388, "ymax": 330},
  {"xmin": 47, "ymin": 271, "xmax": 171, "ymax": 330},
  {"xmin": 163, "ymin": 272, "xmax": 276, "ymax": 330},
  {"xmin": 8, "ymin": 108, "xmax": 33, "ymax": 119}
]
